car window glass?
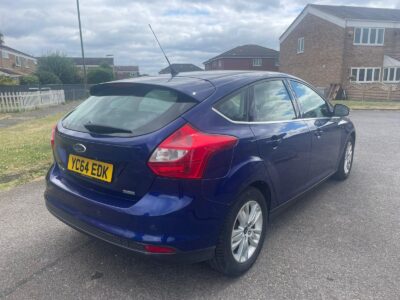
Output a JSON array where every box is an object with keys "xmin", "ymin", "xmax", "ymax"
[
  {"xmin": 214, "ymin": 89, "xmax": 247, "ymax": 121},
  {"xmin": 290, "ymin": 81, "xmax": 331, "ymax": 118},
  {"xmin": 252, "ymin": 80, "xmax": 295, "ymax": 122}
]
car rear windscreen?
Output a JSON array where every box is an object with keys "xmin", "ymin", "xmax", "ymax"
[{"xmin": 62, "ymin": 84, "xmax": 197, "ymax": 137}]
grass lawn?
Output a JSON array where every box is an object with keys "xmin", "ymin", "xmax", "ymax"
[
  {"xmin": 0, "ymin": 113, "xmax": 62, "ymax": 191},
  {"xmin": 332, "ymin": 100, "xmax": 400, "ymax": 110}
]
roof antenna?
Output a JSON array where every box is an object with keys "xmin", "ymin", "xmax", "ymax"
[{"xmin": 148, "ymin": 24, "xmax": 178, "ymax": 77}]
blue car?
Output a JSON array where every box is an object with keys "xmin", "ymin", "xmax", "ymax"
[{"xmin": 45, "ymin": 71, "xmax": 355, "ymax": 276}]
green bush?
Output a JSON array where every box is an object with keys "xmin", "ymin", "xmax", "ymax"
[
  {"xmin": 87, "ymin": 67, "xmax": 114, "ymax": 84},
  {"xmin": 37, "ymin": 53, "xmax": 80, "ymax": 84},
  {"xmin": 0, "ymin": 75, "xmax": 17, "ymax": 85},
  {"xmin": 36, "ymin": 70, "xmax": 62, "ymax": 84},
  {"xmin": 19, "ymin": 75, "xmax": 39, "ymax": 85}
]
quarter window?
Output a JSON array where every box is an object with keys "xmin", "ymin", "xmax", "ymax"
[
  {"xmin": 354, "ymin": 27, "xmax": 384, "ymax": 45},
  {"xmin": 214, "ymin": 89, "xmax": 248, "ymax": 121},
  {"xmin": 252, "ymin": 80, "xmax": 296, "ymax": 122},
  {"xmin": 290, "ymin": 81, "xmax": 331, "ymax": 118}
]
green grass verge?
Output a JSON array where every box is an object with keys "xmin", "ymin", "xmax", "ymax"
[
  {"xmin": 332, "ymin": 100, "xmax": 400, "ymax": 110},
  {"xmin": 0, "ymin": 113, "xmax": 62, "ymax": 191}
]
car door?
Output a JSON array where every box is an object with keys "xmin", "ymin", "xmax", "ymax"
[
  {"xmin": 289, "ymin": 80, "xmax": 342, "ymax": 185},
  {"xmin": 249, "ymin": 79, "xmax": 312, "ymax": 204}
]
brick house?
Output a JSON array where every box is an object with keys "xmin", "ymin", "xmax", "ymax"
[
  {"xmin": 0, "ymin": 44, "xmax": 37, "ymax": 78},
  {"xmin": 159, "ymin": 63, "xmax": 203, "ymax": 74},
  {"xmin": 203, "ymin": 44, "xmax": 279, "ymax": 71},
  {"xmin": 69, "ymin": 57, "xmax": 114, "ymax": 72},
  {"xmin": 280, "ymin": 4, "xmax": 400, "ymax": 100},
  {"xmin": 114, "ymin": 66, "xmax": 140, "ymax": 79}
]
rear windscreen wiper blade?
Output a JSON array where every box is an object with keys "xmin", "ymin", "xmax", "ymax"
[{"xmin": 84, "ymin": 123, "xmax": 132, "ymax": 134}]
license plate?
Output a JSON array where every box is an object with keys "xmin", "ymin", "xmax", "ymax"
[{"xmin": 67, "ymin": 154, "xmax": 114, "ymax": 183}]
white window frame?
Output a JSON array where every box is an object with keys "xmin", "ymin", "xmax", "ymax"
[
  {"xmin": 15, "ymin": 56, "xmax": 22, "ymax": 67},
  {"xmin": 353, "ymin": 27, "xmax": 384, "ymax": 46},
  {"xmin": 350, "ymin": 67, "xmax": 381, "ymax": 83},
  {"xmin": 383, "ymin": 67, "xmax": 400, "ymax": 83},
  {"xmin": 1, "ymin": 50, "xmax": 9, "ymax": 59},
  {"xmin": 297, "ymin": 37, "xmax": 304, "ymax": 54},
  {"xmin": 252, "ymin": 58, "xmax": 262, "ymax": 67},
  {"xmin": 218, "ymin": 60, "xmax": 222, "ymax": 68}
]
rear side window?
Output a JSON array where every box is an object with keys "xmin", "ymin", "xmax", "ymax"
[
  {"xmin": 214, "ymin": 89, "xmax": 248, "ymax": 121},
  {"xmin": 62, "ymin": 85, "xmax": 196, "ymax": 137},
  {"xmin": 252, "ymin": 80, "xmax": 296, "ymax": 122},
  {"xmin": 290, "ymin": 81, "xmax": 331, "ymax": 118}
]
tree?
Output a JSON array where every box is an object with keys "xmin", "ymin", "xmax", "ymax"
[
  {"xmin": 37, "ymin": 53, "xmax": 79, "ymax": 84},
  {"xmin": 36, "ymin": 70, "xmax": 62, "ymax": 84},
  {"xmin": 87, "ymin": 67, "xmax": 114, "ymax": 84},
  {"xmin": 19, "ymin": 74, "xmax": 39, "ymax": 85}
]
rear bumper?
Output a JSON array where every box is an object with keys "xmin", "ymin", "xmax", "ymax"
[
  {"xmin": 46, "ymin": 200, "xmax": 215, "ymax": 263},
  {"xmin": 44, "ymin": 164, "xmax": 226, "ymax": 263}
]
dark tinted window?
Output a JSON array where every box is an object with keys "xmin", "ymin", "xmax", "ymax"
[
  {"xmin": 290, "ymin": 81, "xmax": 331, "ymax": 118},
  {"xmin": 252, "ymin": 80, "xmax": 295, "ymax": 122},
  {"xmin": 214, "ymin": 89, "xmax": 247, "ymax": 121},
  {"xmin": 62, "ymin": 85, "xmax": 196, "ymax": 136}
]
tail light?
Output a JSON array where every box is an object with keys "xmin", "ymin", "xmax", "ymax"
[
  {"xmin": 148, "ymin": 124, "xmax": 237, "ymax": 179},
  {"xmin": 51, "ymin": 124, "xmax": 56, "ymax": 149}
]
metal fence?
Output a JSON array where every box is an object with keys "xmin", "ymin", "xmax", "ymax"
[{"xmin": 0, "ymin": 84, "xmax": 91, "ymax": 102}]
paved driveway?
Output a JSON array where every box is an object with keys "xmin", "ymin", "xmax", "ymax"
[{"xmin": 1, "ymin": 110, "xmax": 399, "ymax": 299}]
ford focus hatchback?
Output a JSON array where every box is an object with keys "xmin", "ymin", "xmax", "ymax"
[{"xmin": 45, "ymin": 71, "xmax": 355, "ymax": 276}]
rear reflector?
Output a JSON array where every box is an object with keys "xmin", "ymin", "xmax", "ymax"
[
  {"xmin": 144, "ymin": 245, "xmax": 176, "ymax": 254},
  {"xmin": 148, "ymin": 124, "xmax": 237, "ymax": 179},
  {"xmin": 51, "ymin": 125, "xmax": 56, "ymax": 149}
]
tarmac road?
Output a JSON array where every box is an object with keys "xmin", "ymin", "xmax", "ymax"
[{"xmin": 1, "ymin": 110, "xmax": 400, "ymax": 299}]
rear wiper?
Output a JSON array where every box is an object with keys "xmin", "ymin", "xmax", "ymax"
[{"xmin": 84, "ymin": 123, "xmax": 132, "ymax": 134}]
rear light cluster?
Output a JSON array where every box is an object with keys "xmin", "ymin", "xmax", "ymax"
[{"xmin": 148, "ymin": 124, "xmax": 237, "ymax": 179}]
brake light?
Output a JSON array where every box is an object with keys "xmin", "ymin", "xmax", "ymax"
[
  {"xmin": 51, "ymin": 125, "xmax": 56, "ymax": 149},
  {"xmin": 148, "ymin": 124, "xmax": 237, "ymax": 179}
]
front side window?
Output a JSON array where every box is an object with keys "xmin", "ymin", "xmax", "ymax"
[
  {"xmin": 214, "ymin": 89, "xmax": 248, "ymax": 121},
  {"xmin": 354, "ymin": 27, "xmax": 384, "ymax": 45},
  {"xmin": 297, "ymin": 37, "xmax": 304, "ymax": 53},
  {"xmin": 252, "ymin": 80, "xmax": 296, "ymax": 122},
  {"xmin": 290, "ymin": 81, "xmax": 331, "ymax": 118},
  {"xmin": 252, "ymin": 58, "xmax": 262, "ymax": 67}
]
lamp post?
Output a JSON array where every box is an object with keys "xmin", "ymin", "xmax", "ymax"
[{"xmin": 76, "ymin": 0, "xmax": 87, "ymax": 89}]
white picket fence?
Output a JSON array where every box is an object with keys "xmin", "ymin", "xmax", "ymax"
[{"xmin": 0, "ymin": 90, "xmax": 65, "ymax": 112}]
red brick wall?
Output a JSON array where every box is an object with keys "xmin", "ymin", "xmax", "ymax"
[
  {"xmin": 280, "ymin": 14, "xmax": 345, "ymax": 88},
  {"xmin": 0, "ymin": 51, "xmax": 37, "ymax": 75},
  {"xmin": 204, "ymin": 57, "xmax": 278, "ymax": 71}
]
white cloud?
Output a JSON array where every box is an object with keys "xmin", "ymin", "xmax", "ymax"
[{"xmin": 1, "ymin": 0, "xmax": 399, "ymax": 74}]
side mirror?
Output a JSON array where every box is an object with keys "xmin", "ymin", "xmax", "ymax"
[{"xmin": 333, "ymin": 104, "xmax": 349, "ymax": 117}]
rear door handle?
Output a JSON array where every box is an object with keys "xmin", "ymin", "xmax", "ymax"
[
  {"xmin": 271, "ymin": 133, "xmax": 285, "ymax": 149},
  {"xmin": 314, "ymin": 128, "xmax": 324, "ymax": 138}
]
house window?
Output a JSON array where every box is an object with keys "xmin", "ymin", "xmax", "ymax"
[
  {"xmin": 218, "ymin": 60, "xmax": 222, "ymax": 68},
  {"xmin": 15, "ymin": 56, "xmax": 22, "ymax": 67},
  {"xmin": 383, "ymin": 67, "xmax": 400, "ymax": 82},
  {"xmin": 297, "ymin": 37, "xmax": 304, "ymax": 53},
  {"xmin": 1, "ymin": 50, "xmax": 8, "ymax": 59},
  {"xmin": 354, "ymin": 28, "xmax": 384, "ymax": 45},
  {"xmin": 252, "ymin": 58, "xmax": 262, "ymax": 67},
  {"xmin": 350, "ymin": 67, "xmax": 381, "ymax": 82}
]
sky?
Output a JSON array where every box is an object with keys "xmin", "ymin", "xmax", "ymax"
[{"xmin": 1, "ymin": 0, "xmax": 400, "ymax": 75}]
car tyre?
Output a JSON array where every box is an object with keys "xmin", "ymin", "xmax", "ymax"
[
  {"xmin": 209, "ymin": 187, "xmax": 268, "ymax": 277},
  {"xmin": 333, "ymin": 136, "xmax": 355, "ymax": 180}
]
